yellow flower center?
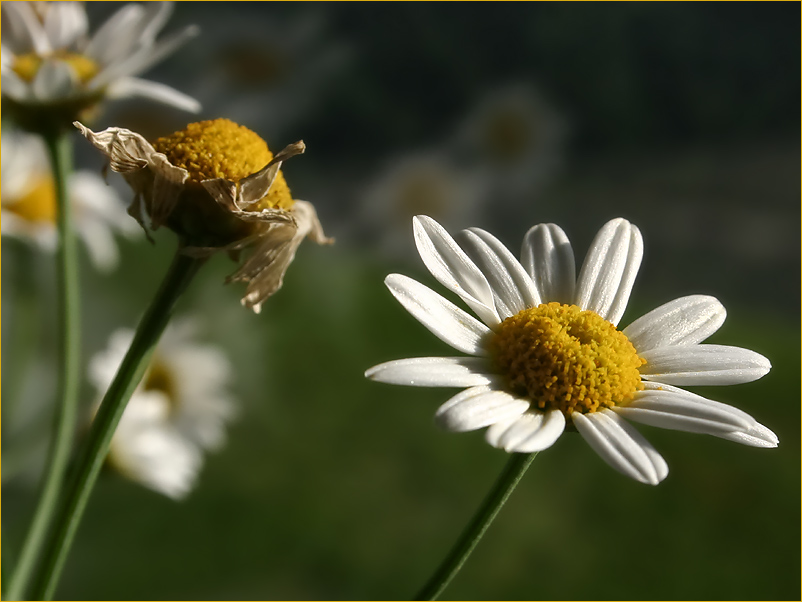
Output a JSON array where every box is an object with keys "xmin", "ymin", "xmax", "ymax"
[
  {"xmin": 489, "ymin": 302, "xmax": 645, "ymax": 416},
  {"xmin": 151, "ymin": 118, "xmax": 294, "ymax": 211},
  {"xmin": 396, "ymin": 170, "xmax": 451, "ymax": 220},
  {"xmin": 6, "ymin": 177, "xmax": 57, "ymax": 223},
  {"xmin": 143, "ymin": 359, "xmax": 178, "ymax": 411},
  {"xmin": 482, "ymin": 109, "xmax": 535, "ymax": 162},
  {"xmin": 13, "ymin": 51, "xmax": 100, "ymax": 84}
]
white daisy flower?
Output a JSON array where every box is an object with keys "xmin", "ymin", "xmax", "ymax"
[
  {"xmin": 366, "ymin": 216, "xmax": 777, "ymax": 485},
  {"xmin": 187, "ymin": 5, "xmax": 352, "ymax": 139},
  {"xmin": 1, "ymin": 126, "xmax": 139, "ymax": 271},
  {"xmin": 1, "ymin": 1, "xmax": 200, "ymax": 119},
  {"xmin": 89, "ymin": 319, "xmax": 236, "ymax": 500},
  {"xmin": 447, "ymin": 82, "xmax": 567, "ymax": 200},
  {"xmin": 356, "ymin": 151, "xmax": 484, "ymax": 258}
]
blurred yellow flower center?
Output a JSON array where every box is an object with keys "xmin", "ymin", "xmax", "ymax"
[
  {"xmin": 396, "ymin": 170, "xmax": 451, "ymax": 220},
  {"xmin": 152, "ymin": 118, "xmax": 294, "ymax": 211},
  {"xmin": 6, "ymin": 177, "xmax": 57, "ymax": 223},
  {"xmin": 13, "ymin": 51, "xmax": 100, "ymax": 84},
  {"xmin": 483, "ymin": 110, "xmax": 533, "ymax": 161},
  {"xmin": 143, "ymin": 359, "xmax": 178, "ymax": 410},
  {"xmin": 489, "ymin": 302, "xmax": 645, "ymax": 416}
]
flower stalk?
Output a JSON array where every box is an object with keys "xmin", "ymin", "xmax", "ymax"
[
  {"xmin": 414, "ymin": 452, "xmax": 538, "ymax": 601},
  {"xmin": 5, "ymin": 127, "xmax": 79, "ymax": 602},
  {"xmin": 27, "ymin": 251, "xmax": 205, "ymax": 601}
]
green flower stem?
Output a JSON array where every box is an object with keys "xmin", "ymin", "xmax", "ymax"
[
  {"xmin": 414, "ymin": 452, "xmax": 538, "ymax": 601},
  {"xmin": 27, "ymin": 251, "xmax": 206, "ymax": 601},
  {"xmin": 5, "ymin": 128, "xmax": 79, "ymax": 602}
]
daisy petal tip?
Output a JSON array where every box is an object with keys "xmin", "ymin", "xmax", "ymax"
[
  {"xmin": 383, "ymin": 273, "xmax": 403, "ymax": 287},
  {"xmin": 433, "ymin": 410, "xmax": 462, "ymax": 432}
]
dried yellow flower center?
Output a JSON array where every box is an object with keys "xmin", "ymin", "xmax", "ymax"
[
  {"xmin": 6, "ymin": 177, "xmax": 57, "ymax": 223},
  {"xmin": 489, "ymin": 302, "xmax": 645, "ymax": 416},
  {"xmin": 151, "ymin": 118, "xmax": 294, "ymax": 211},
  {"xmin": 13, "ymin": 51, "xmax": 100, "ymax": 84}
]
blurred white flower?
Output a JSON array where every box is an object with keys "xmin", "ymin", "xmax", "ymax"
[
  {"xmin": 448, "ymin": 82, "xmax": 567, "ymax": 200},
  {"xmin": 89, "ymin": 319, "xmax": 237, "ymax": 500},
  {"xmin": 1, "ymin": 1, "xmax": 200, "ymax": 116},
  {"xmin": 1, "ymin": 126, "xmax": 139, "ymax": 271},
  {"xmin": 366, "ymin": 216, "xmax": 777, "ymax": 485},
  {"xmin": 186, "ymin": 6, "xmax": 351, "ymax": 138},
  {"xmin": 356, "ymin": 151, "xmax": 484, "ymax": 258}
]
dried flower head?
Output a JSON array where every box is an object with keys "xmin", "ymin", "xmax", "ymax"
[{"xmin": 75, "ymin": 118, "xmax": 333, "ymax": 312}]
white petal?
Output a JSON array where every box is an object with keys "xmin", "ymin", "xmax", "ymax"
[
  {"xmin": 105, "ymin": 76, "xmax": 201, "ymax": 112},
  {"xmin": 575, "ymin": 218, "xmax": 643, "ymax": 326},
  {"xmin": 412, "ymin": 215, "xmax": 499, "ymax": 326},
  {"xmin": 2, "ymin": 71, "xmax": 30, "ymax": 101},
  {"xmin": 638, "ymin": 381, "xmax": 778, "ymax": 448},
  {"xmin": 614, "ymin": 388, "xmax": 753, "ymax": 435},
  {"xmin": 460, "ymin": 227, "xmax": 540, "ymax": 317},
  {"xmin": 43, "ymin": 2, "xmax": 88, "ymax": 50},
  {"xmin": 364, "ymin": 357, "xmax": 493, "ymax": 388},
  {"xmin": 640, "ymin": 344, "xmax": 771, "ymax": 385},
  {"xmin": 76, "ymin": 217, "xmax": 120, "ymax": 272},
  {"xmin": 84, "ymin": 3, "xmax": 147, "ymax": 63},
  {"xmin": 31, "ymin": 58, "xmax": 75, "ymax": 100},
  {"xmin": 521, "ymin": 223, "xmax": 575, "ymax": 304},
  {"xmin": 385, "ymin": 274, "xmax": 491, "ymax": 356},
  {"xmin": 1, "ymin": 1, "xmax": 51, "ymax": 54},
  {"xmin": 89, "ymin": 24, "xmax": 199, "ymax": 88},
  {"xmin": 138, "ymin": 1, "xmax": 174, "ymax": 43},
  {"xmin": 573, "ymin": 409, "xmax": 668, "ymax": 485},
  {"xmin": 716, "ymin": 422, "xmax": 779, "ymax": 448},
  {"xmin": 485, "ymin": 409, "xmax": 565, "ymax": 453},
  {"xmin": 624, "ymin": 295, "xmax": 726, "ymax": 352},
  {"xmin": 435, "ymin": 387, "xmax": 529, "ymax": 432},
  {"xmin": 1, "ymin": 44, "xmax": 14, "ymax": 69}
]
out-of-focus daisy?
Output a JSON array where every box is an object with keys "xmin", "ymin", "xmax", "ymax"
[
  {"xmin": 89, "ymin": 320, "xmax": 236, "ymax": 500},
  {"xmin": 75, "ymin": 118, "xmax": 333, "ymax": 312},
  {"xmin": 366, "ymin": 216, "xmax": 776, "ymax": 485},
  {"xmin": 448, "ymin": 82, "xmax": 566, "ymax": 201},
  {"xmin": 185, "ymin": 6, "xmax": 352, "ymax": 139},
  {"xmin": 357, "ymin": 151, "xmax": 483, "ymax": 258},
  {"xmin": 1, "ymin": 1, "xmax": 200, "ymax": 125},
  {"xmin": 1, "ymin": 126, "xmax": 139, "ymax": 271}
]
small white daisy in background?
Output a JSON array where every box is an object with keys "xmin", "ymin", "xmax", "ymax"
[
  {"xmin": 89, "ymin": 319, "xmax": 237, "ymax": 500},
  {"xmin": 366, "ymin": 215, "xmax": 777, "ymax": 485},
  {"xmin": 1, "ymin": 126, "xmax": 140, "ymax": 271},
  {"xmin": 186, "ymin": 5, "xmax": 352, "ymax": 140},
  {"xmin": 447, "ymin": 82, "xmax": 567, "ymax": 202},
  {"xmin": 355, "ymin": 151, "xmax": 484, "ymax": 259},
  {"xmin": 1, "ymin": 1, "xmax": 200, "ymax": 118}
]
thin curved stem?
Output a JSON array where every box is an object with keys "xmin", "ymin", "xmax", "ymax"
[
  {"xmin": 5, "ymin": 128, "xmax": 79, "ymax": 602},
  {"xmin": 414, "ymin": 452, "xmax": 538, "ymax": 601},
  {"xmin": 27, "ymin": 250, "xmax": 205, "ymax": 601}
]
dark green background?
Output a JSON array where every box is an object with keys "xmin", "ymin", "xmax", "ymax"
[{"xmin": 3, "ymin": 2, "xmax": 799, "ymax": 600}]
